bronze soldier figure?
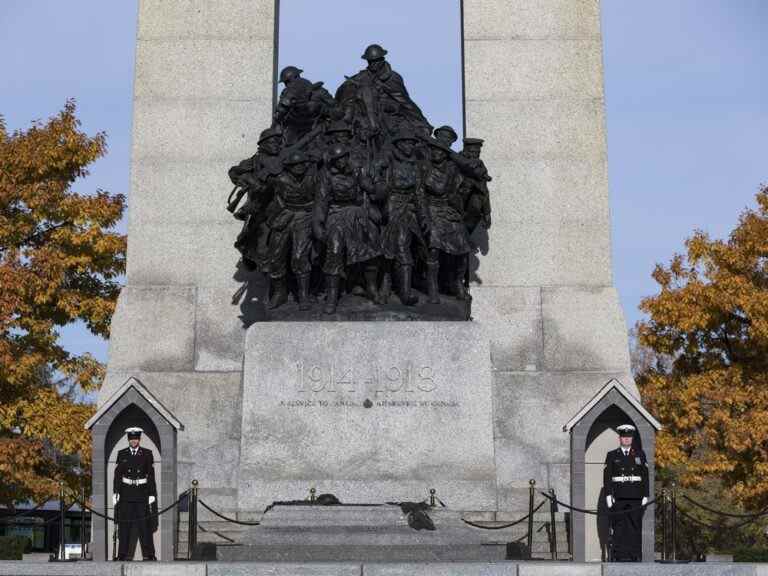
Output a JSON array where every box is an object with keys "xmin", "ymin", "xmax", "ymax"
[
  {"xmin": 274, "ymin": 66, "xmax": 335, "ymax": 145},
  {"xmin": 377, "ymin": 128, "xmax": 426, "ymax": 305},
  {"xmin": 113, "ymin": 428, "xmax": 157, "ymax": 561},
  {"xmin": 314, "ymin": 144, "xmax": 383, "ymax": 314},
  {"xmin": 228, "ymin": 126, "xmax": 284, "ymax": 270},
  {"xmin": 457, "ymin": 137, "xmax": 492, "ymax": 234},
  {"xmin": 604, "ymin": 424, "xmax": 649, "ymax": 562},
  {"xmin": 263, "ymin": 150, "xmax": 318, "ymax": 310},
  {"xmin": 420, "ymin": 138, "xmax": 473, "ymax": 303}
]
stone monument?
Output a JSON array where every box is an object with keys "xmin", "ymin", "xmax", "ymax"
[{"xmin": 96, "ymin": 0, "xmax": 642, "ymax": 561}]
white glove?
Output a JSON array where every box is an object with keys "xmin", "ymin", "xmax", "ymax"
[
  {"xmin": 148, "ymin": 496, "xmax": 156, "ymax": 505},
  {"xmin": 113, "ymin": 494, "xmax": 119, "ymax": 505},
  {"xmin": 606, "ymin": 495, "xmax": 614, "ymax": 509},
  {"xmin": 641, "ymin": 497, "xmax": 648, "ymax": 506}
]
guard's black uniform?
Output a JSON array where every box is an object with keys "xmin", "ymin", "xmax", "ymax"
[
  {"xmin": 114, "ymin": 446, "xmax": 157, "ymax": 560},
  {"xmin": 603, "ymin": 446, "xmax": 648, "ymax": 561}
]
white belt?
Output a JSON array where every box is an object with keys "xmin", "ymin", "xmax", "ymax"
[
  {"xmin": 122, "ymin": 477, "xmax": 148, "ymax": 486},
  {"xmin": 612, "ymin": 475, "xmax": 642, "ymax": 483}
]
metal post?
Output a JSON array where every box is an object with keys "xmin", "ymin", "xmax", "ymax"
[
  {"xmin": 58, "ymin": 481, "xmax": 66, "ymax": 561},
  {"xmin": 527, "ymin": 479, "xmax": 535, "ymax": 560},
  {"xmin": 429, "ymin": 488, "xmax": 436, "ymax": 508},
  {"xmin": 660, "ymin": 487, "xmax": 668, "ymax": 561},
  {"xmin": 80, "ymin": 483, "xmax": 86, "ymax": 559},
  {"xmin": 309, "ymin": 487, "xmax": 316, "ymax": 503},
  {"xmin": 670, "ymin": 482, "xmax": 677, "ymax": 562},
  {"xmin": 549, "ymin": 488, "xmax": 558, "ymax": 560},
  {"xmin": 188, "ymin": 480, "xmax": 198, "ymax": 560}
]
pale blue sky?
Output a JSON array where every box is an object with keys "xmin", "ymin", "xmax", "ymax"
[{"xmin": 1, "ymin": 1, "xmax": 766, "ymax": 364}]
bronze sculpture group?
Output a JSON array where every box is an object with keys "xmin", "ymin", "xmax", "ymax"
[{"xmin": 227, "ymin": 44, "xmax": 492, "ymax": 314}]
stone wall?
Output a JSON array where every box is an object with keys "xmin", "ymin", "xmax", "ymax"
[{"xmin": 101, "ymin": 0, "xmax": 635, "ymax": 516}]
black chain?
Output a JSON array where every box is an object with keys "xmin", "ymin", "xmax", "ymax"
[
  {"xmin": 198, "ymin": 499, "xmax": 261, "ymax": 526},
  {"xmin": 70, "ymin": 491, "xmax": 187, "ymax": 523},
  {"xmin": 462, "ymin": 500, "xmax": 546, "ymax": 530},
  {"xmin": 681, "ymin": 493, "xmax": 768, "ymax": 519},
  {"xmin": 539, "ymin": 491, "xmax": 655, "ymax": 517}
]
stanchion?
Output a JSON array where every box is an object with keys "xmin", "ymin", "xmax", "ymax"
[
  {"xmin": 80, "ymin": 483, "xmax": 87, "ymax": 560},
  {"xmin": 658, "ymin": 481, "xmax": 688, "ymax": 564},
  {"xmin": 188, "ymin": 480, "xmax": 198, "ymax": 560},
  {"xmin": 309, "ymin": 487, "xmax": 316, "ymax": 504},
  {"xmin": 429, "ymin": 488, "xmax": 436, "ymax": 508},
  {"xmin": 527, "ymin": 479, "xmax": 535, "ymax": 559},
  {"xmin": 549, "ymin": 488, "xmax": 557, "ymax": 560},
  {"xmin": 670, "ymin": 482, "xmax": 677, "ymax": 562},
  {"xmin": 660, "ymin": 487, "xmax": 668, "ymax": 561},
  {"xmin": 58, "ymin": 481, "xmax": 66, "ymax": 561}
]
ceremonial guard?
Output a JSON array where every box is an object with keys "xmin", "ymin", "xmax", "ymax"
[
  {"xmin": 603, "ymin": 424, "xmax": 649, "ymax": 561},
  {"xmin": 113, "ymin": 427, "xmax": 157, "ymax": 561}
]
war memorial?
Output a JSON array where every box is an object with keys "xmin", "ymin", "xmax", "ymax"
[{"xmin": 3, "ymin": 1, "xmax": 765, "ymax": 575}]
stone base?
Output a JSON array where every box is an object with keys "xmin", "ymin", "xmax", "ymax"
[
  {"xmin": 1, "ymin": 561, "xmax": 765, "ymax": 575},
  {"xmin": 217, "ymin": 505, "xmax": 505, "ymax": 562},
  {"xmin": 238, "ymin": 322, "xmax": 496, "ymax": 512}
]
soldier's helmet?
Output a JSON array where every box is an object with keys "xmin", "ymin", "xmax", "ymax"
[
  {"xmin": 283, "ymin": 150, "xmax": 310, "ymax": 165},
  {"xmin": 434, "ymin": 125, "xmax": 458, "ymax": 142},
  {"xmin": 258, "ymin": 126, "xmax": 283, "ymax": 144},
  {"xmin": 463, "ymin": 137, "xmax": 485, "ymax": 147},
  {"xmin": 328, "ymin": 144, "xmax": 350, "ymax": 160},
  {"xmin": 279, "ymin": 66, "xmax": 303, "ymax": 84},
  {"xmin": 325, "ymin": 120, "xmax": 353, "ymax": 135},
  {"xmin": 361, "ymin": 44, "xmax": 388, "ymax": 61}
]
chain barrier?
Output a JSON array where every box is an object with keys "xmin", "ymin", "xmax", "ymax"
[
  {"xmin": 0, "ymin": 498, "xmax": 52, "ymax": 519},
  {"xmin": 462, "ymin": 500, "xmax": 546, "ymax": 530},
  {"xmin": 69, "ymin": 491, "xmax": 188, "ymax": 524},
  {"xmin": 681, "ymin": 493, "xmax": 768, "ymax": 520},
  {"xmin": 197, "ymin": 499, "xmax": 261, "ymax": 526},
  {"xmin": 676, "ymin": 504, "xmax": 765, "ymax": 531},
  {"xmin": 197, "ymin": 522, "xmax": 236, "ymax": 543},
  {"xmin": 539, "ymin": 491, "xmax": 656, "ymax": 517}
]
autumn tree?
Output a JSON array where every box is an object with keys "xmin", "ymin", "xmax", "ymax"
[
  {"xmin": 0, "ymin": 101, "xmax": 125, "ymax": 508},
  {"xmin": 638, "ymin": 186, "xmax": 768, "ymax": 513}
]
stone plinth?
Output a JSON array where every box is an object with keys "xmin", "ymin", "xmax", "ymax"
[
  {"xmin": 218, "ymin": 505, "xmax": 505, "ymax": 562},
  {"xmin": 238, "ymin": 322, "xmax": 495, "ymax": 512}
]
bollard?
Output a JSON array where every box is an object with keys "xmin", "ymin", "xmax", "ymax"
[
  {"xmin": 58, "ymin": 481, "xmax": 66, "ymax": 561},
  {"xmin": 527, "ymin": 479, "xmax": 535, "ymax": 560},
  {"xmin": 310, "ymin": 487, "xmax": 316, "ymax": 503},
  {"xmin": 549, "ymin": 488, "xmax": 558, "ymax": 560},
  {"xmin": 188, "ymin": 480, "xmax": 199, "ymax": 560},
  {"xmin": 670, "ymin": 482, "xmax": 677, "ymax": 562},
  {"xmin": 429, "ymin": 488, "xmax": 436, "ymax": 508},
  {"xmin": 80, "ymin": 483, "xmax": 87, "ymax": 560},
  {"xmin": 660, "ymin": 487, "xmax": 668, "ymax": 561}
]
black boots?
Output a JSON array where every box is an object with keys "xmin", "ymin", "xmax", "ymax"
[
  {"xmin": 398, "ymin": 265, "xmax": 418, "ymax": 306},
  {"xmin": 323, "ymin": 275, "xmax": 339, "ymax": 314},
  {"xmin": 269, "ymin": 276, "xmax": 288, "ymax": 309},
  {"xmin": 426, "ymin": 262, "xmax": 440, "ymax": 304},
  {"xmin": 297, "ymin": 274, "xmax": 311, "ymax": 311}
]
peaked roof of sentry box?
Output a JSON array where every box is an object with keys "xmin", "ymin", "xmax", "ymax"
[
  {"xmin": 84, "ymin": 376, "xmax": 184, "ymax": 431},
  {"xmin": 563, "ymin": 378, "xmax": 662, "ymax": 433}
]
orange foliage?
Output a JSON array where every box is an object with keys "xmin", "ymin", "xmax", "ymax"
[
  {"xmin": 638, "ymin": 186, "xmax": 768, "ymax": 509},
  {"xmin": 0, "ymin": 101, "xmax": 125, "ymax": 507}
]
